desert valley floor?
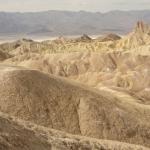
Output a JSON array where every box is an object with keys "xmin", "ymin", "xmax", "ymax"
[{"xmin": 0, "ymin": 21, "xmax": 150, "ymax": 150}]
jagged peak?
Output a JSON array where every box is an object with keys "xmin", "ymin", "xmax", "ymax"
[
  {"xmin": 134, "ymin": 21, "xmax": 150, "ymax": 34},
  {"xmin": 74, "ymin": 34, "xmax": 92, "ymax": 42}
]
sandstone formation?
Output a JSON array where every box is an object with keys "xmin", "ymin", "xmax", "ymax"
[
  {"xmin": 0, "ymin": 21, "xmax": 150, "ymax": 149},
  {"xmin": 4, "ymin": 50, "xmax": 150, "ymax": 104}
]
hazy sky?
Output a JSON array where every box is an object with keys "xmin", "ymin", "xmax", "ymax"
[{"xmin": 0, "ymin": 0, "xmax": 149, "ymax": 12}]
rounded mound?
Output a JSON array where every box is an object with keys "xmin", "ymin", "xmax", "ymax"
[{"xmin": 0, "ymin": 65, "xmax": 150, "ymax": 147}]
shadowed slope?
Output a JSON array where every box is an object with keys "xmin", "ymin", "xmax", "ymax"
[
  {"xmin": 0, "ymin": 112, "xmax": 149, "ymax": 150},
  {"xmin": 0, "ymin": 50, "xmax": 11, "ymax": 61}
]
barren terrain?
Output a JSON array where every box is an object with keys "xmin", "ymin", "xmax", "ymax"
[{"xmin": 0, "ymin": 21, "xmax": 150, "ymax": 149}]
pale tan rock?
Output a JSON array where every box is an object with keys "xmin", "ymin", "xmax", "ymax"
[
  {"xmin": 0, "ymin": 65, "xmax": 150, "ymax": 148},
  {"xmin": 0, "ymin": 22, "xmax": 150, "ymax": 149},
  {"xmin": 0, "ymin": 112, "xmax": 149, "ymax": 150}
]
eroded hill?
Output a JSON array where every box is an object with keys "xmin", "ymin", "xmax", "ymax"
[
  {"xmin": 0, "ymin": 22, "xmax": 150, "ymax": 149},
  {"xmin": 0, "ymin": 65, "xmax": 150, "ymax": 148}
]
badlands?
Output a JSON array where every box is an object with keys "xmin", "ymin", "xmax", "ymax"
[{"xmin": 0, "ymin": 21, "xmax": 150, "ymax": 149}]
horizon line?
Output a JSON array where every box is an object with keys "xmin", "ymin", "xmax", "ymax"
[{"xmin": 0, "ymin": 9, "xmax": 149, "ymax": 14}]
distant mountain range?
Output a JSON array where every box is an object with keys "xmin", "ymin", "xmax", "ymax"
[{"xmin": 0, "ymin": 10, "xmax": 150, "ymax": 36}]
